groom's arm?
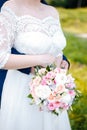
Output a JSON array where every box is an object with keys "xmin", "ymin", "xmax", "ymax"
[{"xmin": 0, "ymin": 0, "xmax": 5, "ymax": 8}]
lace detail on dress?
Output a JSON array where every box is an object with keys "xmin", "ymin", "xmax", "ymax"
[
  {"xmin": 1, "ymin": 6, "xmax": 61, "ymax": 37},
  {"xmin": 0, "ymin": 6, "xmax": 66, "ymax": 65},
  {"xmin": 0, "ymin": 10, "xmax": 16, "ymax": 68},
  {"xmin": 16, "ymin": 16, "xmax": 60, "ymax": 37}
]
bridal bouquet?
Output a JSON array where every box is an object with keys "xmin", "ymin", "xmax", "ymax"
[{"xmin": 28, "ymin": 65, "xmax": 78, "ymax": 116}]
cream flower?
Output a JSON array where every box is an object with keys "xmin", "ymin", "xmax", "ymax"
[
  {"xmin": 61, "ymin": 94, "xmax": 72, "ymax": 104},
  {"xmin": 55, "ymin": 73, "xmax": 67, "ymax": 85},
  {"xmin": 35, "ymin": 85, "xmax": 51, "ymax": 99},
  {"xmin": 55, "ymin": 84, "xmax": 66, "ymax": 94}
]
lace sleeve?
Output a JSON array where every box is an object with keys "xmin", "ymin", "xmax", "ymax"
[{"xmin": 0, "ymin": 14, "xmax": 15, "ymax": 68}]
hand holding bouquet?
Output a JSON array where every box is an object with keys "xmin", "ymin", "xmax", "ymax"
[{"xmin": 28, "ymin": 65, "xmax": 78, "ymax": 116}]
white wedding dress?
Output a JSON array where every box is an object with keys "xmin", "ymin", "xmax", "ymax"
[{"xmin": 0, "ymin": 6, "xmax": 71, "ymax": 130}]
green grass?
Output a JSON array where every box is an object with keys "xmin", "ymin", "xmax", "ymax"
[
  {"xmin": 64, "ymin": 32, "xmax": 87, "ymax": 64},
  {"xmin": 57, "ymin": 8, "xmax": 87, "ymax": 33},
  {"xmin": 56, "ymin": 8, "xmax": 87, "ymax": 130}
]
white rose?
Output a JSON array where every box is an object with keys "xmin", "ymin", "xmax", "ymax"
[
  {"xmin": 35, "ymin": 85, "xmax": 51, "ymax": 99},
  {"xmin": 55, "ymin": 74, "xmax": 67, "ymax": 84},
  {"xmin": 61, "ymin": 94, "xmax": 72, "ymax": 104}
]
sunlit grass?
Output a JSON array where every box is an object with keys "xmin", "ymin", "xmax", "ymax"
[
  {"xmin": 64, "ymin": 32, "xmax": 87, "ymax": 64},
  {"xmin": 57, "ymin": 8, "xmax": 87, "ymax": 33}
]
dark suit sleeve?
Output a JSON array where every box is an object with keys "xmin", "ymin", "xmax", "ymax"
[
  {"xmin": 41, "ymin": 0, "xmax": 48, "ymax": 5},
  {"xmin": 63, "ymin": 55, "xmax": 70, "ymax": 69},
  {"xmin": 0, "ymin": 0, "xmax": 5, "ymax": 8}
]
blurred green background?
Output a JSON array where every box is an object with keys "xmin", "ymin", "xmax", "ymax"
[{"xmin": 47, "ymin": 0, "xmax": 87, "ymax": 130}]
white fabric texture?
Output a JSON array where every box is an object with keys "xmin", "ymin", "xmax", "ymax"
[{"xmin": 0, "ymin": 6, "xmax": 71, "ymax": 130}]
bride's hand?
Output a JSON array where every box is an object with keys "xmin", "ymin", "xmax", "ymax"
[
  {"xmin": 40, "ymin": 54, "xmax": 56, "ymax": 67},
  {"xmin": 40, "ymin": 54, "xmax": 63, "ymax": 68},
  {"xmin": 54, "ymin": 56, "xmax": 63, "ymax": 68}
]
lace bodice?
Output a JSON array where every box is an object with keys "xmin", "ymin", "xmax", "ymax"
[{"xmin": 0, "ymin": 6, "xmax": 66, "ymax": 68}]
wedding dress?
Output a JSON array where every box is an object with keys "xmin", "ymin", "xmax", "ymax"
[{"xmin": 0, "ymin": 6, "xmax": 71, "ymax": 130}]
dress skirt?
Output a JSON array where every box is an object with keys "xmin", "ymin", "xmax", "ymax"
[{"xmin": 0, "ymin": 70, "xmax": 71, "ymax": 130}]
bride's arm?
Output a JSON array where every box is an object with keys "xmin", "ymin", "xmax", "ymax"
[
  {"xmin": 3, "ymin": 54, "xmax": 55, "ymax": 70},
  {"xmin": 0, "ymin": 13, "xmax": 55, "ymax": 70}
]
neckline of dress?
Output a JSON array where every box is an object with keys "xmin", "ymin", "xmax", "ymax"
[{"xmin": 2, "ymin": 6, "xmax": 58, "ymax": 22}]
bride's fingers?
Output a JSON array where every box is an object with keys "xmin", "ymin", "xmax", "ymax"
[{"xmin": 55, "ymin": 56, "xmax": 63, "ymax": 67}]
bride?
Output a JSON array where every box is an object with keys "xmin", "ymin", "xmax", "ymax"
[{"xmin": 0, "ymin": 0, "xmax": 71, "ymax": 130}]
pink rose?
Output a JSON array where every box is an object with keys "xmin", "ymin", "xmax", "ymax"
[
  {"xmin": 46, "ymin": 71, "xmax": 56, "ymax": 79},
  {"xmin": 55, "ymin": 84, "xmax": 65, "ymax": 94},
  {"xmin": 60, "ymin": 103, "xmax": 69, "ymax": 110},
  {"xmin": 48, "ymin": 93, "xmax": 55, "ymax": 102},
  {"xmin": 66, "ymin": 82, "xmax": 75, "ymax": 89},
  {"xmin": 48, "ymin": 103, "xmax": 55, "ymax": 110},
  {"xmin": 41, "ymin": 76, "xmax": 47, "ymax": 85},
  {"xmin": 53, "ymin": 101, "xmax": 61, "ymax": 108},
  {"xmin": 69, "ymin": 90, "xmax": 76, "ymax": 98},
  {"xmin": 54, "ymin": 80, "xmax": 57, "ymax": 84}
]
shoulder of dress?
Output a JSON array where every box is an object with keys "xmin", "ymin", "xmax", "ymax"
[
  {"xmin": 2, "ymin": 0, "xmax": 16, "ymax": 11},
  {"xmin": 0, "ymin": 8, "xmax": 16, "ymax": 34},
  {"xmin": 0, "ymin": 1, "xmax": 17, "ymax": 22},
  {"xmin": 44, "ymin": 5, "xmax": 60, "ymax": 19},
  {"xmin": 0, "ymin": 8, "xmax": 17, "ymax": 29}
]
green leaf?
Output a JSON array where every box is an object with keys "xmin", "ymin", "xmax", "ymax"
[
  {"xmin": 52, "ymin": 110, "xmax": 59, "ymax": 116},
  {"xmin": 46, "ymin": 65, "xmax": 51, "ymax": 71},
  {"xmin": 27, "ymin": 94, "xmax": 33, "ymax": 99}
]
